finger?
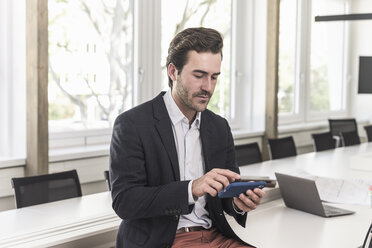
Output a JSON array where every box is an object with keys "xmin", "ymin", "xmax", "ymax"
[
  {"xmin": 209, "ymin": 173, "xmax": 230, "ymax": 188},
  {"xmin": 207, "ymin": 179, "xmax": 225, "ymax": 193},
  {"xmin": 245, "ymin": 190, "xmax": 261, "ymax": 204},
  {"xmin": 253, "ymin": 188, "xmax": 265, "ymax": 198},
  {"xmin": 204, "ymin": 185, "xmax": 219, "ymax": 197},
  {"xmin": 233, "ymin": 197, "xmax": 252, "ymax": 212},
  {"xmin": 212, "ymin": 168, "xmax": 241, "ymax": 182},
  {"xmin": 238, "ymin": 193, "xmax": 257, "ymax": 210}
]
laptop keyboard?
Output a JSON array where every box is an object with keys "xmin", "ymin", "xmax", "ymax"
[{"xmin": 323, "ymin": 204, "xmax": 349, "ymax": 216}]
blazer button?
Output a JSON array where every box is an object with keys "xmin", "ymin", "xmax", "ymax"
[
  {"xmin": 165, "ymin": 210, "xmax": 169, "ymax": 215},
  {"xmin": 177, "ymin": 209, "xmax": 181, "ymax": 214},
  {"xmin": 173, "ymin": 215, "xmax": 179, "ymax": 220}
]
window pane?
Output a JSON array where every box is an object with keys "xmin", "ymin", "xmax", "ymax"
[
  {"xmin": 278, "ymin": 0, "xmax": 297, "ymax": 115},
  {"xmin": 310, "ymin": 0, "xmax": 346, "ymax": 112},
  {"xmin": 48, "ymin": 0, "xmax": 134, "ymax": 132},
  {"xmin": 161, "ymin": 0, "xmax": 232, "ymax": 118},
  {"xmin": 0, "ymin": 1, "xmax": 26, "ymax": 157}
]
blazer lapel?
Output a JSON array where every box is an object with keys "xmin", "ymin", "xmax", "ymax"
[
  {"xmin": 153, "ymin": 93, "xmax": 180, "ymax": 181},
  {"xmin": 200, "ymin": 112, "xmax": 213, "ymax": 173}
]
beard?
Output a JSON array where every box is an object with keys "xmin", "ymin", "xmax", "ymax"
[{"xmin": 175, "ymin": 76, "xmax": 212, "ymax": 113}]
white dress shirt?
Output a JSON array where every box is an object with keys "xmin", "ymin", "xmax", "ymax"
[{"xmin": 163, "ymin": 90, "xmax": 212, "ymax": 229}]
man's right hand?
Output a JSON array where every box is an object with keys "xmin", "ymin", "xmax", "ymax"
[{"xmin": 192, "ymin": 168, "xmax": 241, "ymax": 198}]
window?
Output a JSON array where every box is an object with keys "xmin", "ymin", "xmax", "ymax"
[
  {"xmin": 278, "ymin": 0, "xmax": 298, "ymax": 116},
  {"xmin": 48, "ymin": 0, "xmax": 134, "ymax": 133},
  {"xmin": 1, "ymin": 0, "xmax": 267, "ymax": 157},
  {"xmin": 309, "ymin": 0, "xmax": 347, "ymax": 115},
  {"xmin": 0, "ymin": 1, "xmax": 26, "ymax": 158},
  {"xmin": 161, "ymin": 0, "xmax": 232, "ymax": 118},
  {"xmin": 159, "ymin": 0, "xmax": 267, "ymax": 131},
  {"xmin": 279, "ymin": 0, "xmax": 349, "ymax": 124}
]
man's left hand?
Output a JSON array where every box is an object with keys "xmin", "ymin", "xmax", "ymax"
[{"xmin": 232, "ymin": 188, "xmax": 265, "ymax": 213}]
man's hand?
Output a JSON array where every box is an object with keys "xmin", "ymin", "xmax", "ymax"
[
  {"xmin": 232, "ymin": 188, "xmax": 265, "ymax": 213},
  {"xmin": 192, "ymin": 169, "xmax": 241, "ymax": 198}
]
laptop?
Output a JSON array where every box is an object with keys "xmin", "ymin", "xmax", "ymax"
[{"xmin": 275, "ymin": 172, "xmax": 355, "ymax": 217}]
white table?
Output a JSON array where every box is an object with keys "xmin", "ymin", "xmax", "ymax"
[
  {"xmin": 228, "ymin": 198, "xmax": 372, "ymax": 248},
  {"xmin": 0, "ymin": 192, "xmax": 120, "ymax": 248},
  {"xmin": 1, "ymin": 144, "xmax": 372, "ymax": 248},
  {"xmin": 233, "ymin": 142, "xmax": 372, "ymax": 248},
  {"xmin": 239, "ymin": 142, "xmax": 372, "ymax": 181}
]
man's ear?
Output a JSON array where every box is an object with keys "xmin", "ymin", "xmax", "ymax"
[{"xmin": 168, "ymin": 63, "xmax": 177, "ymax": 81}]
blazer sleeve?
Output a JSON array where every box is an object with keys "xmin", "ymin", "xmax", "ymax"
[
  {"xmin": 110, "ymin": 114, "xmax": 193, "ymax": 221},
  {"xmin": 221, "ymin": 119, "xmax": 247, "ymax": 227}
]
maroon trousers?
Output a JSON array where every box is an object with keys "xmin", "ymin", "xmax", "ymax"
[{"xmin": 172, "ymin": 228, "xmax": 252, "ymax": 248}]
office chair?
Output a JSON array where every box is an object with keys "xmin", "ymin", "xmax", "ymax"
[
  {"xmin": 234, "ymin": 142, "xmax": 263, "ymax": 166},
  {"xmin": 340, "ymin": 131, "xmax": 361, "ymax": 147},
  {"xmin": 311, "ymin": 132, "xmax": 337, "ymax": 152},
  {"xmin": 104, "ymin": 170, "xmax": 111, "ymax": 191},
  {"xmin": 362, "ymin": 222, "xmax": 372, "ymax": 248},
  {"xmin": 11, "ymin": 169, "xmax": 82, "ymax": 208},
  {"xmin": 268, "ymin": 136, "xmax": 297, "ymax": 160},
  {"xmin": 364, "ymin": 125, "xmax": 372, "ymax": 142},
  {"xmin": 328, "ymin": 118, "xmax": 358, "ymax": 138}
]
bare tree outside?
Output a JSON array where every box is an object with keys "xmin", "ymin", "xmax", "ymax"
[
  {"xmin": 161, "ymin": 0, "xmax": 232, "ymax": 118},
  {"xmin": 48, "ymin": 0, "xmax": 231, "ymax": 132},
  {"xmin": 48, "ymin": 0, "xmax": 133, "ymax": 131}
]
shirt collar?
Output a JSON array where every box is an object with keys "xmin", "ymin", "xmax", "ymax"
[{"xmin": 163, "ymin": 90, "xmax": 201, "ymax": 129}]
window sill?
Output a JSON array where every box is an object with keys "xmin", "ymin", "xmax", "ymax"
[
  {"xmin": 49, "ymin": 130, "xmax": 265, "ymax": 162},
  {"xmin": 232, "ymin": 129, "xmax": 265, "ymax": 140},
  {"xmin": 0, "ymin": 158, "xmax": 25, "ymax": 169},
  {"xmin": 0, "ymin": 144, "xmax": 110, "ymax": 169},
  {"xmin": 0, "ymin": 129, "xmax": 265, "ymax": 168},
  {"xmin": 279, "ymin": 121, "xmax": 328, "ymax": 134},
  {"xmin": 279, "ymin": 119, "xmax": 370, "ymax": 135},
  {"xmin": 49, "ymin": 144, "xmax": 110, "ymax": 163}
]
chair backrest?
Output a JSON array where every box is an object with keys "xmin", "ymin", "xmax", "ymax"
[
  {"xmin": 362, "ymin": 222, "xmax": 372, "ymax": 248},
  {"xmin": 340, "ymin": 131, "xmax": 361, "ymax": 146},
  {"xmin": 328, "ymin": 118, "xmax": 358, "ymax": 138},
  {"xmin": 364, "ymin": 125, "xmax": 372, "ymax": 142},
  {"xmin": 235, "ymin": 142, "xmax": 263, "ymax": 166},
  {"xmin": 311, "ymin": 132, "xmax": 337, "ymax": 152},
  {"xmin": 104, "ymin": 170, "xmax": 111, "ymax": 191},
  {"xmin": 268, "ymin": 136, "xmax": 297, "ymax": 160},
  {"xmin": 11, "ymin": 170, "xmax": 82, "ymax": 208}
]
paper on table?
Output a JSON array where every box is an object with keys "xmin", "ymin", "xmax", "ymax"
[
  {"xmin": 284, "ymin": 170, "xmax": 372, "ymax": 206},
  {"xmin": 315, "ymin": 177, "xmax": 372, "ymax": 206}
]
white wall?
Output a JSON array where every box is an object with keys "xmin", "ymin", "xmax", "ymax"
[{"xmin": 349, "ymin": 0, "xmax": 372, "ymax": 123}]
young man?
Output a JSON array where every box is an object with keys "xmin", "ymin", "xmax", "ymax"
[{"xmin": 110, "ymin": 27, "xmax": 264, "ymax": 248}]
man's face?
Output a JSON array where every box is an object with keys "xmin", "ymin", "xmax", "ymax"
[{"xmin": 170, "ymin": 51, "xmax": 221, "ymax": 116}]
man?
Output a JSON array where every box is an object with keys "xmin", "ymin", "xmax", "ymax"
[{"xmin": 110, "ymin": 27, "xmax": 265, "ymax": 248}]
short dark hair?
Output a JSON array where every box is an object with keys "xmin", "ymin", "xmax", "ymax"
[{"xmin": 166, "ymin": 27, "xmax": 223, "ymax": 88}]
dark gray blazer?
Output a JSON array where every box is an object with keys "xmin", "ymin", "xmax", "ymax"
[{"xmin": 110, "ymin": 92, "xmax": 248, "ymax": 248}]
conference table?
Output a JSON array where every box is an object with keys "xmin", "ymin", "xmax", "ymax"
[
  {"xmin": 232, "ymin": 142, "xmax": 372, "ymax": 248},
  {"xmin": 0, "ymin": 192, "xmax": 120, "ymax": 248},
  {"xmin": 228, "ymin": 198, "xmax": 372, "ymax": 248},
  {"xmin": 0, "ymin": 143, "xmax": 371, "ymax": 247}
]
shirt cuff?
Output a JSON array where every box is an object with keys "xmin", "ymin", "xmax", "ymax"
[
  {"xmin": 232, "ymin": 200, "xmax": 245, "ymax": 215},
  {"xmin": 188, "ymin": 180, "xmax": 198, "ymax": 204}
]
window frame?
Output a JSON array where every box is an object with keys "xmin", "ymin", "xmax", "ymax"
[
  {"xmin": 279, "ymin": 0, "xmax": 350, "ymax": 126},
  {"xmin": 231, "ymin": 0, "xmax": 267, "ymax": 132},
  {"xmin": 0, "ymin": 1, "xmax": 26, "ymax": 158},
  {"xmin": 0, "ymin": 0, "xmax": 267, "ymax": 155},
  {"xmin": 47, "ymin": 0, "xmax": 267, "ymax": 149}
]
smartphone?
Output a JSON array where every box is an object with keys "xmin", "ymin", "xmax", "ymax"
[{"xmin": 218, "ymin": 181, "xmax": 266, "ymax": 198}]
